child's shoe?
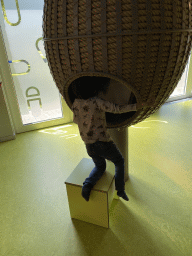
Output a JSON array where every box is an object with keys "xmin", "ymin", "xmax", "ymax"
[
  {"xmin": 81, "ymin": 183, "xmax": 93, "ymax": 202},
  {"xmin": 117, "ymin": 190, "xmax": 129, "ymax": 201}
]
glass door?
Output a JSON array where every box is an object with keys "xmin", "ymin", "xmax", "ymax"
[
  {"xmin": 0, "ymin": 0, "xmax": 73, "ymax": 134},
  {"xmin": 166, "ymin": 51, "xmax": 192, "ymax": 103}
]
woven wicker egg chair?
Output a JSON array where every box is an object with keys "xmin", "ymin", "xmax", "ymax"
[{"xmin": 43, "ymin": 0, "xmax": 192, "ymax": 129}]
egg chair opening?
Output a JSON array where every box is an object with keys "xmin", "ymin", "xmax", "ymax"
[{"xmin": 67, "ymin": 74, "xmax": 138, "ymax": 127}]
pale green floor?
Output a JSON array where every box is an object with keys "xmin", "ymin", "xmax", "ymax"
[{"xmin": 1, "ymin": 99, "xmax": 192, "ymax": 256}]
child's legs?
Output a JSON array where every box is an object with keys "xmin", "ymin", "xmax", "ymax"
[
  {"xmin": 83, "ymin": 156, "xmax": 106, "ymax": 187},
  {"xmin": 85, "ymin": 141, "xmax": 125, "ymax": 191}
]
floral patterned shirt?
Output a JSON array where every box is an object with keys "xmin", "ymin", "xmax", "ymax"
[{"xmin": 72, "ymin": 97, "xmax": 137, "ymax": 144}]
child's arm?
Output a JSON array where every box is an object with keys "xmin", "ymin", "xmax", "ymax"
[{"xmin": 96, "ymin": 97, "xmax": 156, "ymax": 113}]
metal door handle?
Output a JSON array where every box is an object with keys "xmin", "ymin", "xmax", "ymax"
[
  {"xmin": 1, "ymin": 0, "xmax": 21, "ymax": 26},
  {"xmin": 8, "ymin": 59, "xmax": 31, "ymax": 76}
]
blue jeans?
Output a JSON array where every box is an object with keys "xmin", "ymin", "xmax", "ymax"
[{"xmin": 84, "ymin": 140, "xmax": 125, "ymax": 192}]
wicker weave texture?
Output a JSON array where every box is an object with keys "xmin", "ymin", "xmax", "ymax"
[{"xmin": 43, "ymin": 0, "xmax": 192, "ymax": 128}]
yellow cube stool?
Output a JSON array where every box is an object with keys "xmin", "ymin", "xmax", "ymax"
[{"xmin": 65, "ymin": 158, "xmax": 119, "ymax": 228}]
